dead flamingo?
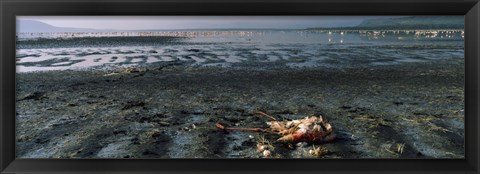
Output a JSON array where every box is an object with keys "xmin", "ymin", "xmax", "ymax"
[{"xmin": 215, "ymin": 111, "xmax": 336, "ymax": 143}]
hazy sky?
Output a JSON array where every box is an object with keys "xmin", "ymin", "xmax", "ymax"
[{"xmin": 17, "ymin": 16, "xmax": 404, "ymax": 30}]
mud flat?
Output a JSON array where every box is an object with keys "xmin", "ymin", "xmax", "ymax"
[{"xmin": 16, "ymin": 59, "xmax": 464, "ymax": 158}]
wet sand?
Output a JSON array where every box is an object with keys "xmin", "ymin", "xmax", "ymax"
[{"xmin": 15, "ymin": 60, "xmax": 465, "ymax": 158}]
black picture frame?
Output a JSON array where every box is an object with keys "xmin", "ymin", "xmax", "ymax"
[{"xmin": 1, "ymin": 0, "xmax": 479, "ymax": 173}]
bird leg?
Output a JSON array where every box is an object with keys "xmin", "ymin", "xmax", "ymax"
[
  {"xmin": 255, "ymin": 111, "xmax": 277, "ymax": 121},
  {"xmin": 215, "ymin": 123, "xmax": 263, "ymax": 132}
]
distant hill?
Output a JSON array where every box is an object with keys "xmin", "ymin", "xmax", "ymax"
[
  {"xmin": 306, "ymin": 16, "xmax": 464, "ymax": 30},
  {"xmin": 17, "ymin": 20, "xmax": 107, "ymax": 32}
]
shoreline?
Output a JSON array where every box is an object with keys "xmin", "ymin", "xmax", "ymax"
[{"xmin": 15, "ymin": 60, "xmax": 465, "ymax": 158}]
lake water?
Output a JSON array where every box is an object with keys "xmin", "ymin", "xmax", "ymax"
[{"xmin": 15, "ymin": 30, "xmax": 464, "ymax": 72}]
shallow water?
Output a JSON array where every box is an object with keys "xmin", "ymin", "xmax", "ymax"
[{"xmin": 16, "ymin": 30, "xmax": 464, "ymax": 72}]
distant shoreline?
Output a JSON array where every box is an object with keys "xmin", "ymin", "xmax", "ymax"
[{"xmin": 304, "ymin": 27, "xmax": 464, "ymax": 31}]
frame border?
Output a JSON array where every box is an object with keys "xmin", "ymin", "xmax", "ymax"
[{"xmin": 1, "ymin": 0, "xmax": 479, "ymax": 173}]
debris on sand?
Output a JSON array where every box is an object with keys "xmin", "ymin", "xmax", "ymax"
[
  {"xmin": 256, "ymin": 136, "xmax": 275, "ymax": 158},
  {"xmin": 17, "ymin": 91, "xmax": 47, "ymax": 101},
  {"xmin": 309, "ymin": 145, "xmax": 328, "ymax": 157},
  {"xmin": 103, "ymin": 67, "xmax": 145, "ymax": 77}
]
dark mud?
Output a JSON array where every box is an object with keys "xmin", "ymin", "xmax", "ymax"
[
  {"xmin": 16, "ymin": 60, "xmax": 464, "ymax": 158},
  {"xmin": 16, "ymin": 36, "xmax": 187, "ymax": 49}
]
